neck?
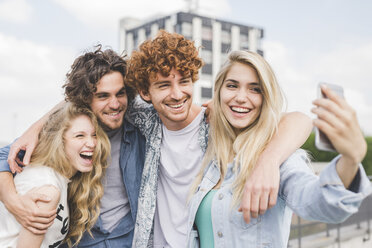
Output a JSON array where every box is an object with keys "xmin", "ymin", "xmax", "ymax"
[{"xmin": 162, "ymin": 104, "xmax": 202, "ymax": 131}]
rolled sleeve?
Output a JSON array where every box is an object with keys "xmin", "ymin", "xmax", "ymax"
[{"xmin": 317, "ymin": 155, "xmax": 372, "ymax": 222}]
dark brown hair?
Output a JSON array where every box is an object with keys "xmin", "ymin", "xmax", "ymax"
[
  {"xmin": 126, "ymin": 30, "xmax": 204, "ymax": 95},
  {"xmin": 63, "ymin": 45, "xmax": 135, "ymax": 108}
]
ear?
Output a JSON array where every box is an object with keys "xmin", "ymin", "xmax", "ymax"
[{"xmin": 139, "ymin": 90, "xmax": 151, "ymax": 103}]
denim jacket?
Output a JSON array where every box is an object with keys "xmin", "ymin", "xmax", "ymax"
[
  {"xmin": 0, "ymin": 119, "xmax": 146, "ymax": 248},
  {"xmin": 126, "ymin": 98, "xmax": 209, "ymax": 248},
  {"xmin": 187, "ymin": 150, "xmax": 372, "ymax": 248}
]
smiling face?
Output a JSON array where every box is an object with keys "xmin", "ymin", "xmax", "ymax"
[
  {"xmin": 64, "ymin": 115, "xmax": 97, "ymax": 175},
  {"xmin": 140, "ymin": 68, "xmax": 197, "ymax": 130},
  {"xmin": 220, "ymin": 63, "xmax": 263, "ymax": 133},
  {"xmin": 90, "ymin": 71, "xmax": 127, "ymax": 131}
]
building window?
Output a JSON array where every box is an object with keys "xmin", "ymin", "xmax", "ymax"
[
  {"xmin": 201, "ymin": 50, "xmax": 212, "ymax": 64},
  {"xmin": 201, "ymin": 63, "xmax": 212, "ymax": 75},
  {"xmin": 221, "ymin": 30, "xmax": 231, "ymax": 44},
  {"xmin": 181, "ymin": 22, "xmax": 192, "ymax": 38},
  {"xmin": 201, "ymin": 87, "xmax": 212, "ymax": 99},
  {"xmin": 202, "ymin": 40, "xmax": 212, "ymax": 50},
  {"xmin": 221, "ymin": 43, "xmax": 231, "ymax": 54},
  {"xmin": 220, "ymin": 52, "xmax": 228, "ymax": 65},
  {"xmin": 202, "ymin": 26, "xmax": 212, "ymax": 41},
  {"xmin": 240, "ymin": 33, "xmax": 248, "ymax": 45}
]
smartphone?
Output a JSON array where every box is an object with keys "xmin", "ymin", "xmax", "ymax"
[{"xmin": 314, "ymin": 82, "xmax": 344, "ymax": 152}]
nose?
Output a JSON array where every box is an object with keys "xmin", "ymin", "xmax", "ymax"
[
  {"xmin": 170, "ymin": 84, "xmax": 183, "ymax": 100},
  {"xmin": 109, "ymin": 97, "xmax": 120, "ymax": 109},
  {"xmin": 235, "ymin": 88, "xmax": 248, "ymax": 103},
  {"xmin": 86, "ymin": 136, "xmax": 97, "ymax": 149}
]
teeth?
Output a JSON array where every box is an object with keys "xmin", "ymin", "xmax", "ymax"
[
  {"xmin": 168, "ymin": 102, "xmax": 184, "ymax": 108},
  {"xmin": 231, "ymin": 107, "xmax": 250, "ymax": 113},
  {"xmin": 106, "ymin": 112, "xmax": 119, "ymax": 116},
  {"xmin": 80, "ymin": 152, "xmax": 93, "ymax": 156}
]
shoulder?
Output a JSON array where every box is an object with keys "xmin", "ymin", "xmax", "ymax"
[
  {"xmin": 33, "ymin": 185, "xmax": 61, "ymax": 211},
  {"xmin": 14, "ymin": 165, "xmax": 67, "ymax": 195}
]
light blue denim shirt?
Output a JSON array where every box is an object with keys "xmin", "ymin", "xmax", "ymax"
[{"xmin": 187, "ymin": 150, "xmax": 372, "ymax": 248}]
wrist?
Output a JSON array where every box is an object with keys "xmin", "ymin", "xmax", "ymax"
[{"xmin": 256, "ymin": 154, "xmax": 281, "ymax": 169}]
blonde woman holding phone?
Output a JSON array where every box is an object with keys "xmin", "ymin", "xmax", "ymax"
[{"xmin": 187, "ymin": 50, "xmax": 371, "ymax": 248}]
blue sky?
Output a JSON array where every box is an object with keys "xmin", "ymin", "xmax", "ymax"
[{"xmin": 0, "ymin": 0, "xmax": 371, "ymax": 143}]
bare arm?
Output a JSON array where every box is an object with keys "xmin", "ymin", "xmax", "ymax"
[
  {"xmin": 239, "ymin": 111, "xmax": 313, "ymax": 223},
  {"xmin": 8, "ymin": 101, "xmax": 65, "ymax": 173},
  {"xmin": 312, "ymin": 85, "xmax": 366, "ymax": 188},
  {"xmin": 17, "ymin": 185, "xmax": 60, "ymax": 248},
  {"xmin": 0, "ymin": 172, "xmax": 56, "ymax": 234}
]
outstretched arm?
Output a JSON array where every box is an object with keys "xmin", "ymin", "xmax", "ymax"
[
  {"xmin": 8, "ymin": 101, "xmax": 65, "ymax": 173},
  {"xmin": 239, "ymin": 111, "xmax": 313, "ymax": 223},
  {"xmin": 312, "ymin": 85, "xmax": 366, "ymax": 188}
]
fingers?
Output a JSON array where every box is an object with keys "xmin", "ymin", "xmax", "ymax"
[
  {"xmin": 311, "ymin": 107, "xmax": 344, "ymax": 131},
  {"xmin": 29, "ymin": 214, "xmax": 56, "ymax": 226},
  {"xmin": 24, "ymin": 217, "xmax": 55, "ymax": 235},
  {"xmin": 7, "ymin": 146, "xmax": 22, "ymax": 174},
  {"xmin": 26, "ymin": 226, "xmax": 48, "ymax": 235},
  {"xmin": 320, "ymin": 85, "xmax": 346, "ymax": 107},
  {"xmin": 30, "ymin": 192, "xmax": 52, "ymax": 203},
  {"xmin": 239, "ymin": 192, "xmax": 251, "ymax": 224},
  {"xmin": 22, "ymin": 146, "xmax": 35, "ymax": 166},
  {"xmin": 268, "ymin": 187, "xmax": 278, "ymax": 209}
]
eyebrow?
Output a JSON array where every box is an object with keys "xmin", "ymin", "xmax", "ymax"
[
  {"xmin": 153, "ymin": 76, "xmax": 191, "ymax": 86},
  {"xmin": 225, "ymin": 79, "xmax": 260, "ymax": 85}
]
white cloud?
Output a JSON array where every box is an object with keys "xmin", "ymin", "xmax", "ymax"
[
  {"xmin": 51, "ymin": 0, "xmax": 231, "ymax": 29},
  {"xmin": 262, "ymin": 40, "xmax": 372, "ymax": 136},
  {"xmin": 0, "ymin": 0, "xmax": 33, "ymax": 23},
  {"xmin": 0, "ymin": 32, "xmax": 76, "ymax": 143}
]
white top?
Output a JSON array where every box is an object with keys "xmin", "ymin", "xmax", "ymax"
[
  {"xmin": 153, "ymin": 109, "xmax": 205, "ymax": 248},
  {"xmin": 0, "ymin": 165, "xmax": 70, "ymax": 248}
]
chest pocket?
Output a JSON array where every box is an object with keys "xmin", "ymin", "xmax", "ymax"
[{"xmin": 229, "ymin": 210, "xmax": 262, "ymax": 229}]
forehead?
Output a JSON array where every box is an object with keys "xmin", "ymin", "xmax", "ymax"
[
  {"xmin": 226, "ymin": 63, "xmax": 259, "ymax": 82},
  {"xmin": 66, "ymin": 115, "xmax": 95, "ymax": 134},
  {"xmin": 149, "ymin": 69, "xmax": 190, "ymax": 83},
  {"xmin": 96, "ymin": 71, "xmax": 125, "ymax": 93}
]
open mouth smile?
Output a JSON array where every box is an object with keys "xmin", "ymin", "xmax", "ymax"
[
  {"xmin": 80, "ymin": 151, "xmax": 94, "ymax": 163},
  {"xmin": 166, "ymin": 99, "xmax": 187, "ymax": 109},
  {"xmin": 231, "ymin": 106, "xmax": 251, "ymax": 113}
]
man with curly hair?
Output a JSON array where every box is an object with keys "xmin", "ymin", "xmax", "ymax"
[
  {"xmin": 125, "ymin": 30, "xmax": 312, "ymax": 248},
  {"xmin": 0, "ymin": 47, "xmax": 146, "ymax": 247}
]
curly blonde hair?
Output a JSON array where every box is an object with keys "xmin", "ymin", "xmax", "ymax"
[
  {"xmin": 126, "ymin": 30, "xmax": 204, "ymax": 95},
  {"xmin": 30, "ymin": 103, "xmax": 110, "ymax": 247}
]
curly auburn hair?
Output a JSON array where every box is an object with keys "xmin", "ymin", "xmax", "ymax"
[
  {"xmin": 126, "ymin": 30, "xmax": 204, "ymax": 95},
  {"xmin": 63, "ymin": 45, "xmax": 135, "ymax": 108}
]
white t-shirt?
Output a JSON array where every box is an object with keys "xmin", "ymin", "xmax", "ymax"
[
  {"xmin": 0, "ymin": 165, "xmax": 70, "ymax": 248},
  {"xmin": 153, "ymin": 108, "xmax": 205, "ymax": 248}
]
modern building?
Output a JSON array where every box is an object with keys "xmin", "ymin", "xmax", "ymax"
[{"xmin": 119, "ymin": 11, "xmax": 264, "ymax": 104}]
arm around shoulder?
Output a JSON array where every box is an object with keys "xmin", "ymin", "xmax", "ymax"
[{"xmin": 17, "ymin": 185, "xmax": 60, "ymax": 248}]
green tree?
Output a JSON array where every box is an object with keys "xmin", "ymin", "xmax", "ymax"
[{"xmin": 301, "ymin": 133, "xmax": 372, "ymax": 175}]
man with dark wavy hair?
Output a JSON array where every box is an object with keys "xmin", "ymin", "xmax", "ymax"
[
  {"xmin": 0, "ymin": 46, "xmax": 145, "ymax": 247},
  {"xmin": 125, "ymin": 30, "xmax": 312, "ymax": 248}
]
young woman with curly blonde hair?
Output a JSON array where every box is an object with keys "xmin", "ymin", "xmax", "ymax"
[{"xmin": 0, "ymin": 103, "xmax": 110, "ymax": 247}]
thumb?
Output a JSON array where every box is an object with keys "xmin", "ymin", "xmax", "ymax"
[{"xmin": 31, "ymin": 193, "xmax": 51, "ymax": 203}]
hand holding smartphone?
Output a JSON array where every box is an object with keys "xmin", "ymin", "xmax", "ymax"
[{"xmin": 314, "ymin": 82, "xmax": 344, "ymax": 152}]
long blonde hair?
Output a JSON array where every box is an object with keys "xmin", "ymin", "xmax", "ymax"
[
  {"xmin": 192, "ymin": 51, "xmax": 285, "ymax": 206},
  {"xmin": 30, "ymin": 103, "xmax": 110, "ymax": 246}
]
